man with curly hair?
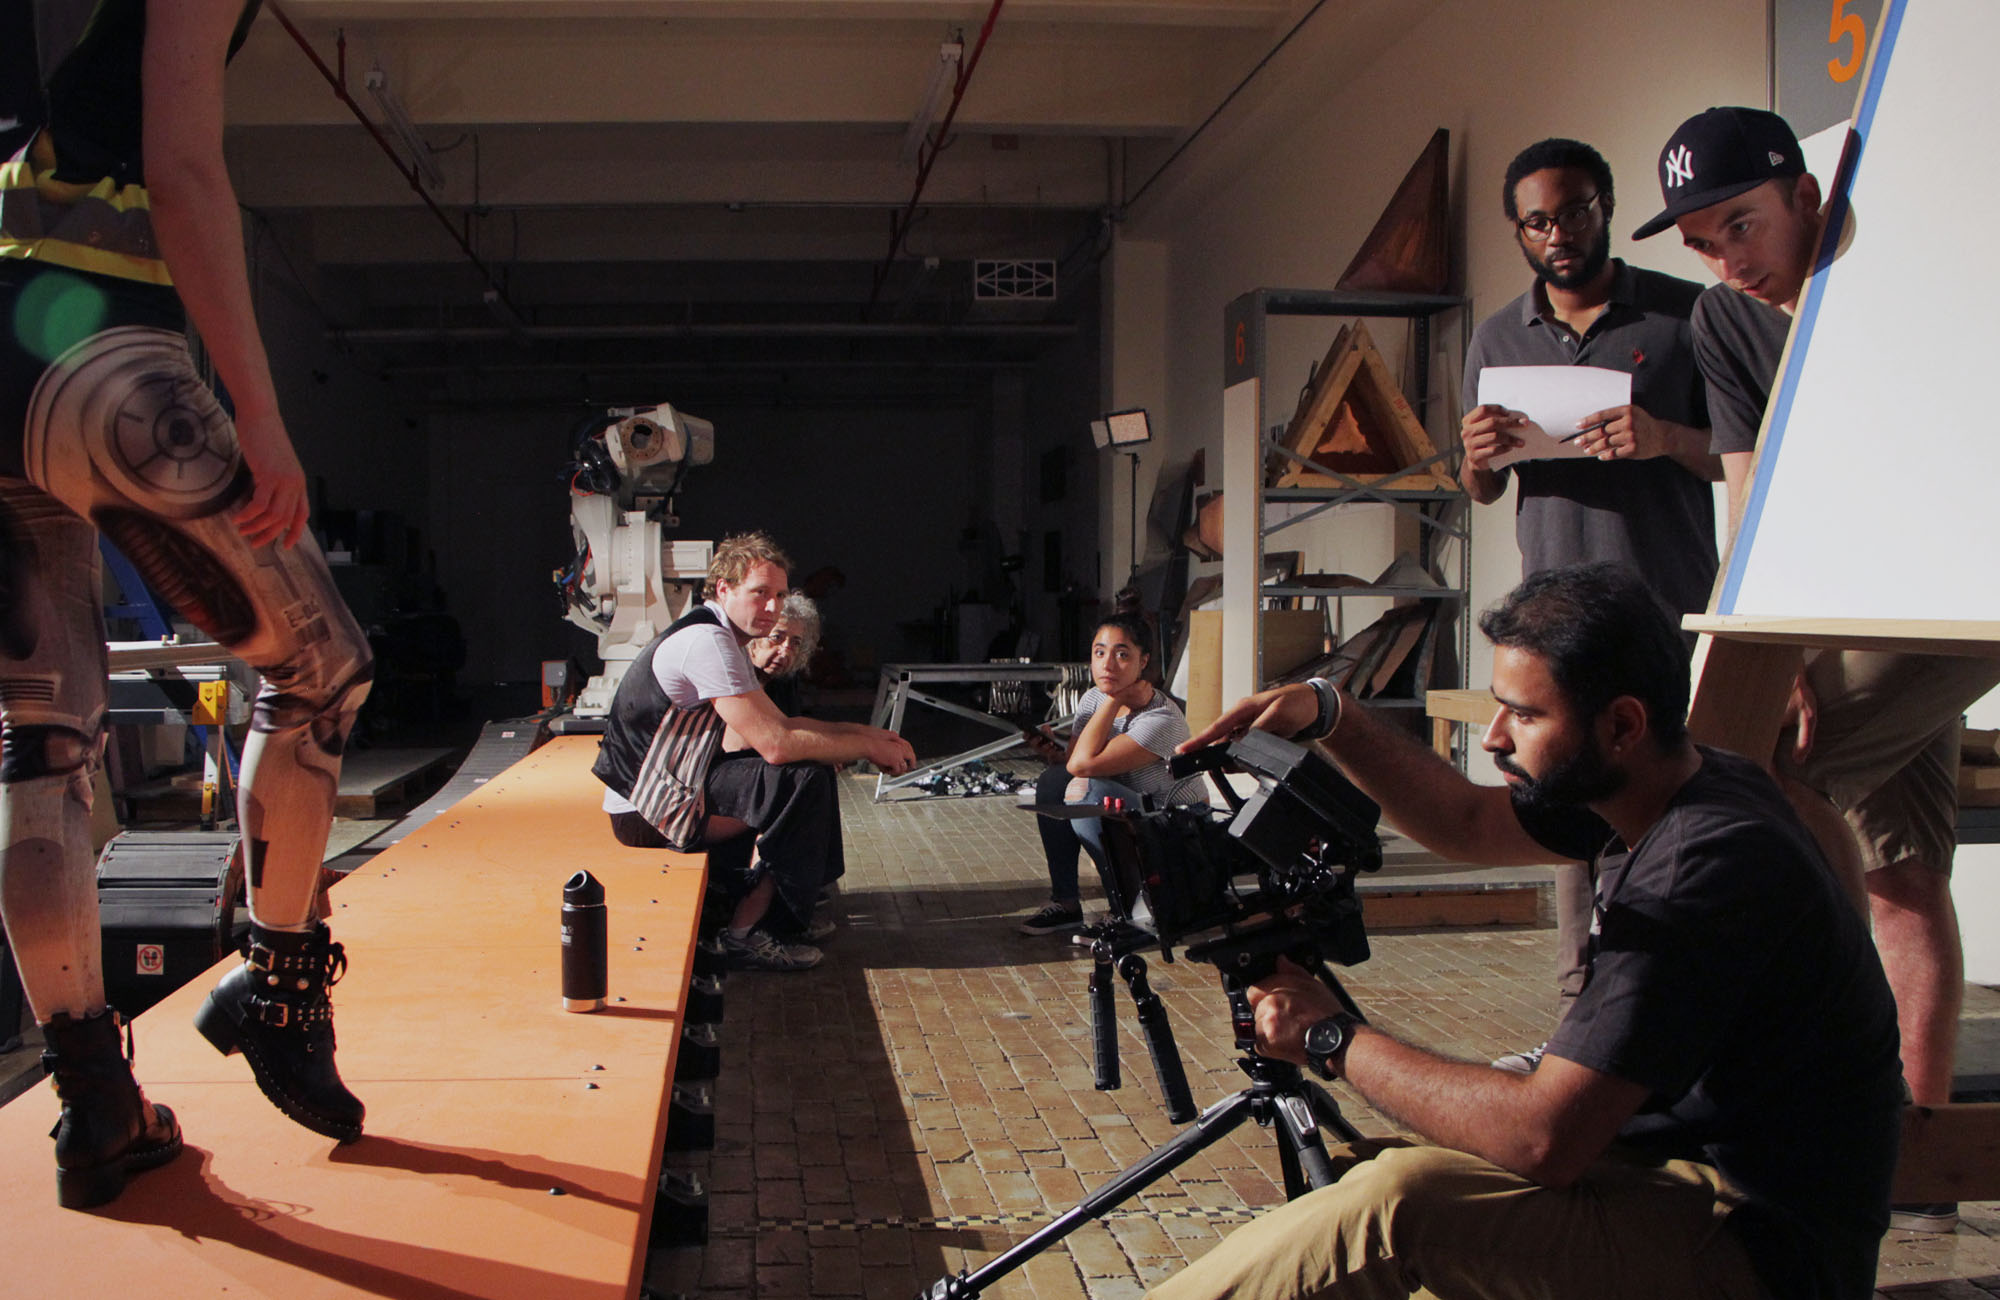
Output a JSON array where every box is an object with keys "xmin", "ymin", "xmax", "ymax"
[{"xmin": 594, "ymin": 532, "xmax": 914, "ymax": 969}]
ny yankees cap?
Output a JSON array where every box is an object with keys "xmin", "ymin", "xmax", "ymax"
[{"xmin": 1632, "ymin": 106, "xmax": 1805, "ymax": 239}]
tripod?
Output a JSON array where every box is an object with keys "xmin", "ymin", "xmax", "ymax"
[{"xmin": 917, "ymin": 959, "xmax": 1367, "ymax": 1300}]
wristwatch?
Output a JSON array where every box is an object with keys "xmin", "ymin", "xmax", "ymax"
[{"xmin": 1302, "ymin": 1012, "xmax": 1363, "ymax": 1080}]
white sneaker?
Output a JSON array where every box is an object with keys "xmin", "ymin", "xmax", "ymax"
[
  {"xmin": 719, "ymin": 927, "xmax": 822, "ymax": 971},
  {"xmin": 1491, "ymin": 1042, "xmax": 1547, "ymax": 1074}
]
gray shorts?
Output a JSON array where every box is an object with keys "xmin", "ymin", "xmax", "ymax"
[{"xmin": 1780, "ymin": 649, "xmax": 2000, "ymax": 875}]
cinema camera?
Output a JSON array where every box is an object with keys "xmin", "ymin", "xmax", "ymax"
[
  {"xmin": 1109, "ymin": 726, "xmax": 1383, "ymax": 962},
  {"xmin": 918, "ymin": 730, "xmax": 1386, "ymax": 1300},
  {"xmin": 1079, "ymin": 726, "xmax": 1383, "ymax": 1125}
]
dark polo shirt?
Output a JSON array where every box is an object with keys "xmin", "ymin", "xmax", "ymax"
[
  {"xmin": 1463, "ymin": 260, "xmax": 1718, "ymax": 619},
  {"xmin": 1691, "ymin": 282, "xmax": 1794, "ymax": 456}
]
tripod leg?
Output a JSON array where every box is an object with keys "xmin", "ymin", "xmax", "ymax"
[
  {"xmin": 918, "ymin": 1086, "xmax": 1264, "ymax": 1300},
  {"xmin": 1271, "ymin": 1090, "xmax": 1338, "ymax": 1193},
  {"xmin": 1299, "ymin": 1076, "xmax": 1365, "ymax": 1146}
]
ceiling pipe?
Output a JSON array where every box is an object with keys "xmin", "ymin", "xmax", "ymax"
[
  {"xmin": 336, "ymin": 320, "xmax": 1076, "ymax": 346},
  {"xmin": 384, "ymin": 357, "xmax": 1039, "ymax": 377},
  {"xmin": 866, "ymin": 0, "xmax": 1006, "ymax": 312},
  {"xmin": 1121, "ymin": 0, "xmax": 1330, "ymax": 217},
  {"xmin": 264, "ymin": 2, "xmax": 524, "ymax": 321}
]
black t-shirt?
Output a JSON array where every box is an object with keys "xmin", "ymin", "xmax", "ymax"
[
  {"xmin": 1463, "ymin": 261, "xmax": 1718, "ymax": 619},
  {"xmin": 1691, "ymin": 283, "xmax": 1794, "ymax": 456},
  {"xmin": 1518, "ymin": 748, "xmax": 1902, "ymax": 1300}
]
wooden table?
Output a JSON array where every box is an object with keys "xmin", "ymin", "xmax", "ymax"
[{"xmin": 0, "ymin": 736, "xmax": 708, "ymax": 1299}]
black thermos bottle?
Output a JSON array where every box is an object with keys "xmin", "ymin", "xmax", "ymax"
[{"xmin": 561, "ymin": 869, "xmax": 608, "ymax": 1012}]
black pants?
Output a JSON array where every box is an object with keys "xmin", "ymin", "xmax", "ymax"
[
  {"xmin": 705, "ymin": 751, "xmax": 844, "ymax": 930},
  {"xmin": 610, "ymin": 753, "xmax": 844, "ymax": 931}
]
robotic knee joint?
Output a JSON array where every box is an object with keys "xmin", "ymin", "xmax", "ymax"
[
  {"xmin": 256, "ymin": 661, "xmax": 374, "ymax": 755},
  {"xmin": 0, "ymin": 722, "xmax": 96, "ymax": 785}
]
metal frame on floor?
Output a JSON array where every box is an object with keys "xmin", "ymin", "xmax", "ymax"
[{"xmin": 867, "ymin": 662, "xmax": 1083, "ymax": 800}]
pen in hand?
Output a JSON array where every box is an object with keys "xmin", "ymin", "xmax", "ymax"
[{"xmin": 1559, "ymin": 419, "xmax": 1609, "ymax": 445}]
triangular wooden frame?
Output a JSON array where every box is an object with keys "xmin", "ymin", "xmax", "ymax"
[
  {"xmin": 1336, "ymin": 127, "xmax": 1451, "ymax": 295},
  {"xmin": 1272, "ymin": 318, "xmax": 1455, "ymax": 490}
]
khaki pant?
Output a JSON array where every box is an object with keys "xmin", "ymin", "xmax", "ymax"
[
  {"xmin": 1146, "ymin": 1141, "xmax": 1767, "ymax": 1300},
  {"xmin": 1786, "ymin": 649, "xmax": 2000, "ymax": 875}
]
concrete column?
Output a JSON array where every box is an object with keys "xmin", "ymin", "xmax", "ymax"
[{"xmin": 1101, "ymin": 232, "xmax": 1170, "ymax": 595}]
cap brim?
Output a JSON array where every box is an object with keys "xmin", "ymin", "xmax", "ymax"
[{"xmin": 1631, "ymin": 177, "xmax": 1773, "ymax": 240}]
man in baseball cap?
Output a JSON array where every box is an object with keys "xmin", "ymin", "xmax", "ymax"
[
  {"xmin": 1638, "ymin": 106, "xmax": 2000, "ymax": 1239},
  {"xmin": 1634, "ymin": 106, "xmax": 1810, "ymax": 240},
  {"xmin": 1634, "ymin": 105, "xmax": 1824, "ymax": 524}
]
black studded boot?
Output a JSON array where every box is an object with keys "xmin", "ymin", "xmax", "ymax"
[
  {"xmin": 194, "ymin": 921, "xmax": 364, "ymax": 1142},
  {"xmin": 41, "ymin": 1008, "xmax": 184, "ymax": 1209}
]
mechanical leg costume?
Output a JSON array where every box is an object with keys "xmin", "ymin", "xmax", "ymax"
[{"xmin": 1, "ymin": 318, "xmax": 373, "ymax": 1143}]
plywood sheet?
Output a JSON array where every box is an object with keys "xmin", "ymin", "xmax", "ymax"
[
  {"xmin": 1718, "ymin": 1, "xmax": 2000, "ymax": 627},
  {"xmin": 0, "ymin": 736, "xmax": 707, "ymax": 1299}
]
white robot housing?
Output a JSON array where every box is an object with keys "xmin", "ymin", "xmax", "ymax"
[{"xmin": 557, "ymin": 403, "xmax": 716, "ymax": 718}]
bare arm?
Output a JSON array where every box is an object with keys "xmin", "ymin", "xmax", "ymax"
[
  {"xmin": 712, "ymin": 690, "xmax": 916, "ymax": 773},
  {"xmin": 1181, "ymin": 682, "xmax": 1557, "ymax": 866},
  {"xmin": 142, "ymin": 0, "xmax": 308, "ymax": 549},
  {"xmin": 1721, "ymin": 450, "xmax": 1755, "ymax": 539},
  {"xmin": 1065, "ymin": 692, "xmax": 1160, "ymax": 779},
  {"xmin": 1250, "ymin": 963, "xmax": 1645, "ymax": 1186}
]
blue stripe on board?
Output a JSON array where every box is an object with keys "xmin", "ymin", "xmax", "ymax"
[{"xmin": 1719, "ymin": 0, "xmax": 1907, "ymax": 612}]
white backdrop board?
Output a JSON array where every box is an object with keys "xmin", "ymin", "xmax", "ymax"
[{"xmin": 1718, "ymin": 0, "xmax": 2000, "ymax": 631}]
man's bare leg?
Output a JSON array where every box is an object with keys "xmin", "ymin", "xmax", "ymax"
[
  {"xmin": 729, "ymin": 875, "xmax": 776, "ymax": 932},
  {"xmin": 1868, "ymin": 857, "xmax": 1962, "ymax": 1106}
]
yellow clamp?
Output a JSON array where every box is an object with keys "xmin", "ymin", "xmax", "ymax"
[{"xmin": 193, "ymin": 679, "xmax": 230, "ymax": 727}]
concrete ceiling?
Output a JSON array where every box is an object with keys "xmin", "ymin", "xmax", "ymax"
[{"xmin": 226, "ymin": 0, "xmax": 1330, "ymax": 409}]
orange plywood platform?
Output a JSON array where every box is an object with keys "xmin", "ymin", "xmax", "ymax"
[{"xmin": 0, "ymin": 735, "xmax": 707, "ymax": 1299}]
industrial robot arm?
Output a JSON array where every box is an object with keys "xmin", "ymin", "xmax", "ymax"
[{"xmin": 556, "ymin": 403, "xmax": 717, "ymax": 717}]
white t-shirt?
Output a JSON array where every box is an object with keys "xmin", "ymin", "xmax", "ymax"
[{"xmin": 602, "ymin": 600, "xmax": 760, "ymax": 814}]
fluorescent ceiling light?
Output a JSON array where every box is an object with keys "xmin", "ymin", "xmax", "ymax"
[
  {"xmin": 899, "ymin": 38, "xmax": 963, "ymax": 168},
  {"xmin": 365, "ymin": 63, "xmax": 443, "ymax": 190}
]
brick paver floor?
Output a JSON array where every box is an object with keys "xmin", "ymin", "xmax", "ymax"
[{"xmin": 648, "ymin": 769, "xmax": 2000, "ymax": 1300}]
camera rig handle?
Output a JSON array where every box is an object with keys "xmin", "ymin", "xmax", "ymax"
[
  {"xmin": 1167, "ymin": 742, "xmax": 1247, "ymax": 813},
  {"xmin": 1087, "ymin": 928, "xmax": 1198, "ymax": 1123},
  {"xmin": 1220, "ymin": 955, "xmax": 1367, "ymax": 1057}
]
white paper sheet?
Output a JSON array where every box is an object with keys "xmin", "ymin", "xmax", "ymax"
[{"xmin": 1475, "ymin": 365, "xmax": 1632, "ymax": 470}]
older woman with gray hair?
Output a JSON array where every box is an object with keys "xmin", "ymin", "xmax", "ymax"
[
  {"xmin": 715, "ymin": 588, "xmax": 839, "ymax": 942},
  {"xmin": 748, "ymin": 591, "xmax": 819, "ymax": 715}
]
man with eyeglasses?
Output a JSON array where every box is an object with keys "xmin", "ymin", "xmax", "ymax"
[
  {"xmin": 1459, "ymin": 138, "xmax": 1722, "ymax": 1073},
  {"xmin": 1634, "ymin": 107, "xmax": 2000, "ymax": 1235}
]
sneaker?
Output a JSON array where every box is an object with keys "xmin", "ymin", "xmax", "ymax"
[
  {"xmin": 719, "ymin": 927, "xmax": 822, "ymax": 971},
  {"xmin": 1017, "ymin": 902, "xmax": 1084, "ymax": 936},
  {"xmin": 1889, "ymin": 1202, "xmax": 1959, "ymax": 1233},
  {"xmin": 1491, "ymin": 1042, "xmax": 1547, "ymax": 1074},
  {"xmin": 800, "ymin": 916, "xmax": 837, "ymax": 943}
]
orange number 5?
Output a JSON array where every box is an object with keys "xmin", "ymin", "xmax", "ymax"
[{"xmin": 1828, "ymin": 0, "xmax": 1867, "ymax": 84}]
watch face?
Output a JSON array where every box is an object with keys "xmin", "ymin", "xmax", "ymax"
[{"xmin": 1304, "ymin": 1016, "xmax": 1348, "ymax": 1074}]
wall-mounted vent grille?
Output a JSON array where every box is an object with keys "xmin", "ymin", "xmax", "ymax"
[{"xmin": 973, "ymin": 260, "xmax": 1056, "ymax": 301}]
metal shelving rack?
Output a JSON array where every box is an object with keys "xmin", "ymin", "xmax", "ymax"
[{"xmin": 1217, "ymin": 287, "xmax": 1471, "ymax": 721}]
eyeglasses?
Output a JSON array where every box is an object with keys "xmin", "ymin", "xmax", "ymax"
[
  {"xmin": 759, "ymin": 632, "xmax": 808, "ymax": 654},
  {"xmin": 1515, "ymin": 193, "xmax": 1602, "ymax": 241}
]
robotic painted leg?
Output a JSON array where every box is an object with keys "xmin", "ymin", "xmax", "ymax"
[
  {"xmin": 0, "ymin": 484, "xmax": 182, "ymax": 1206},
  {"xmin": 26, "ymin": 325, "xmax": 375, "ymax": 1146}
]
